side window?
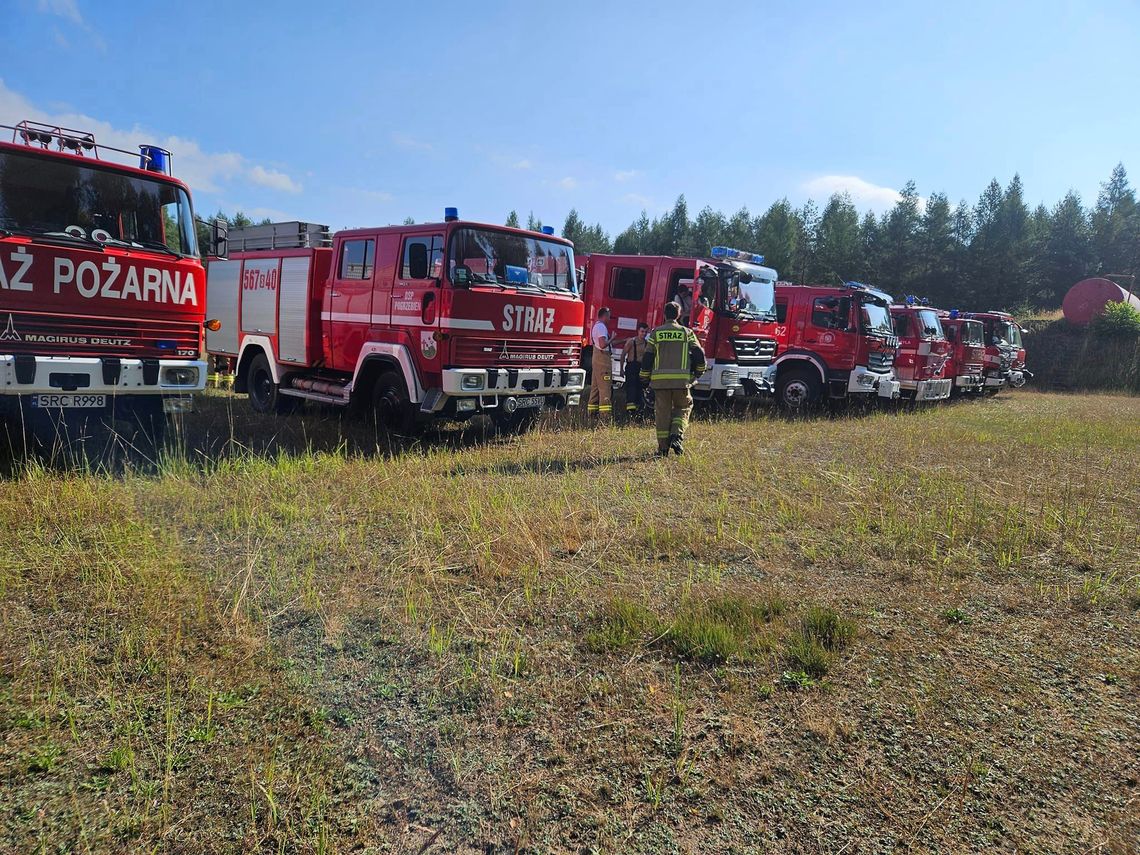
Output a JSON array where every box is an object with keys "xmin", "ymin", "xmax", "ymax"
[
  {"xmin": 339, "ymin": 239, "xmax": 375, "ymax": 279},
  {"xmin": 945, "ymin": 324, "xmax": 957, "ymax": 343},
  {"xmin": 775, "ymin": 301, "xmax": 787, "ymax": 323},
  {"xmin": 402, "ymin": 235, "xmax": 444, "ymax": 279},
  {"xmin": 610, "ymin": 267, "xmax": 647, "ymax": 301},
  {"xmin": 811, "ymin": 297, "xmax": 851, "ymax": 331},
  {"xmin": 893, "ymin": 314, "xmax": 909, "ymax": 337}
]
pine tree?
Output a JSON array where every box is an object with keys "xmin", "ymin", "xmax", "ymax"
[
  {"xmin": 525, "ymin": 211, "xmax": 542, "ymax": 232},
  {"xmin": 815, "ymin": 193, "xmax": 860, "ymax": 285},
  {"xmin": 1040, "ymin": 191, "xmax": 1093, "ymax": 306},
  {"xmin": 916, "ymin": 192, "xmax": 954, "ymax": 305},
  {"xmin": 790, "ymin": 200, "xmax": 819, "ymax": 284},
  {"xmin": 505, "ymin": 210, "xmax": 521, "ymax": 228},
  {"xmin": 1091, "ymin": 163, "xmax": 1139, "ymax": 276},
  {"xmin": 880, "ymin": 181, "xmax": 922, "ymax": 294},
  {"xmin": 855, "ymin": 211, "xmax": 882, "ymax": 286},
  {"xmin": 754, "ymin": 200, "xmax": 798, "ymax": 278}
]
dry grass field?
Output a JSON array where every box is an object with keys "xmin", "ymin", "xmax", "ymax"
[{"xmin": 1, "ymin": 391, "xmax": 1137, "ymax": 853}]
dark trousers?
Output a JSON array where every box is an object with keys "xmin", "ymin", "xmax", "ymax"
[{"xmin": 624, "ymin": 361, "xmax": 644, "ymax": 413}]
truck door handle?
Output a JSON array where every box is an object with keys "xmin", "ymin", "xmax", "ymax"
[
  {"xmin": 329, "ymin": 290, "xmax": 341, "ymax": 298},
  {"xmin": 805, "ymin": 338, "xmax": 818, "ymax": 343}
]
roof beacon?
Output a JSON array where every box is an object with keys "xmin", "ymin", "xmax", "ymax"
[
  {"xmin": 444, "ymin": 207, "xmax": 459, "ymax": 222},
  {"xmin": 139, "ymin": 145, "xmax": 172, "ymax": 175},
  {"xmin": 710, "ymin": 246, "xmax": 765, "ymax": 264},
  {"xmin": 541, "ymin": 226, "xmax": 555, "ymax": 235}
]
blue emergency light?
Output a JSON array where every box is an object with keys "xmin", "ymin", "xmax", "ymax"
[
  {"xmin": 444, "ymin": 207, "xmax": 459, "ymax": 222},
  {"xmin": 949, "ymin": 308, "xmax": 960, "ymax": 319},
  {"xmin": 139, "ymin": 145, "xmax": 170, "ymax": 174},
  {"xmin": 710, "ymin": 246, "xmax": 765, "ymax": 264},
  {"xmin": 541, "ymin": 226, "xmax": 555, "ymax": 235}
]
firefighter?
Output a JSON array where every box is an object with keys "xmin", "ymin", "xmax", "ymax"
[
  {"xmin": 620, "ymin": 322, "xmax": 649, "ymax": 416},
  {"xmin": 640, "ymin": 302, "xmax": 707, "ymax": 456},
  {"xmin": 587, "ymin": 306, "xmax": 613, "ymax": 418}
]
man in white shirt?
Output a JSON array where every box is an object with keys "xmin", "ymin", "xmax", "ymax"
[{"xmin": 588, "ymin": 307, "xmax": 613, "ymax": 418}]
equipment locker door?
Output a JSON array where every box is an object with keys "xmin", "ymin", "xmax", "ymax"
[
  {"xmin": 326, "ymin": 237, "xmax": 376, "ymax": 372},
  {"xmin": 392, "ymin": 233, "xmax": 444, "ymax": 374}
]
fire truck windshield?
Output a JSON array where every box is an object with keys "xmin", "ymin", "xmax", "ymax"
[
  {"xmin": 916, "ymin": 309, "xmax": 944, "ymax": 339},
  {"xmin": 0, "ymin": 149, "xmax": 198, "ymax": 257},
  {"xmin": 449, "ymin": 227, "xmax": 578, "ymax": 295},
  {"xmin": 725, "ymin": 263, "xmax": 776, "ymax": 319},
  {"xmin": 987, "ymin": 319, "xmax": 1022, "ymax": 348},
  {"xmin": 859, "ymin": 297, "xmax": 894, "ymax": 337},
  {"xmin": 961, "ymin": 320, "xmax": 983, "ymax": 346}
]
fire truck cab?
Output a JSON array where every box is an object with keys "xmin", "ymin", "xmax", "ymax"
[
  {"xmin": 206, "ymin": 211, "xmax": 586, "ymax": 434},
  {"xmin": 889, "ymin": 299, "xmax": 953, "ymax": 402},
  {"xmin": 938, "ymin": 309, "xmax": 985, "ymax": 395},
  {"xmin": 0, "ymin": 120, "xmax": 218, "ymax": 440},
  {"xmin": 580, "ymin": 246, "xmax": 778, "ymax": 402},
  {"xmin": 772, "ymin": 282, "xmax": 901, "ymax": 409},
  {"xmin": 964, "ymin": 310, "xmax": 1029, "ymax": 392}
]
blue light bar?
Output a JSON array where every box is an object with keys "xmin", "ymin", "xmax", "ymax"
[
  {"xmin": 710, "ymin": 246, "xmax": 765, "ymax": 264},
  {"xmin": 139, "ymin": 145, "xmax": 170, "ymax": 174},
  {"xmin": 541, "ymin": 225, "xmax": 555, "ymax": 235},
  {"xmin": 444, "ymin": 207, "xmax": 459, "ymax": 222},
  {"xmin": 949, "ymin": 308, "xmax": 960, "ymax": 319}
]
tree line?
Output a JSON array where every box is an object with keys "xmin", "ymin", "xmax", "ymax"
[
  {"xmin": 514, "ymin": 163, "xmax": 1139, "ymax": 312},
  {"xmin": 207, "ymin": 164, "xmax": 1138, "ymax": 314}
]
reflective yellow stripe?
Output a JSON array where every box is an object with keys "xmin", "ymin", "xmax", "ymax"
[
  {"xmin": 653, "ymin": 371, "xmax": 690, "ymax": 380},
  {"xmin": 656, "ymin": 430, "xmax": 670, "ymax": 438},
  {"xmin": 599, "ymin": 405, "xmax": 612, "ymax": 412}
]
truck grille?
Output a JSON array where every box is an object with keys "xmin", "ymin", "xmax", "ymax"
[
  {"xmin": 867, "ymin": 350, "xmax": 894, "ymax": 372},
  {"xmin": 731, "ymin": 336, "xmax": 777, "ymax": 365},
  {"xmin": 451, "ymin": 336, "xmax": 580, "ymax": 368},
  {"xmin": 0, "ymin": 310, "xmax": 200, "ymax": 359}
]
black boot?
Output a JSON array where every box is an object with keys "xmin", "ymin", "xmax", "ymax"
[{"xmin": 669, "ymin": 435, "xmax": 684, "ymax": 456}]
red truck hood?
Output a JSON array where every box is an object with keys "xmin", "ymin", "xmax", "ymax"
[
  {"xmin": 443, "ymin": 287, "xmax": 585, "ymax": 368},
  {"xmin": 0, "ymin": 238, "xmax": 205, "ymax": 358}
]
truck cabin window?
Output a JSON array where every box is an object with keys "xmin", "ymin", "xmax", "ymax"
[
  {"xmin": 893, "ymin": 314, "xmax": 910, "ymax": 337},
  {"xmin": 0, "ymin": 149, "xmax": 197, "ymax": 256},
  {"xmin": 610, "ymin": 267, "xmax": 647, "ymax": 301},
  {"xmin": 916, "ymin": 309, "xmax": 944, "ymax": 339},
  {"xmin": 402, "ymin": 236, "xmax": 443, "ymax": 280},
  {"xmin": 448, "ymin": 228, "xmax": 576, "ymax": 294},
  {"xmin": 860, "ymin": 299, "xmax": 895, "ymax": 337},
  {"xmin": 339, "ymin": 239, "xmax": 375, "ymax": 279},
  {"xmin": 811, "ymin": 296, "xmax": 851, "ymax": 331},
  {"xmin": 724, "ymin": 263, "xmax": 776, "ymax": 319}
]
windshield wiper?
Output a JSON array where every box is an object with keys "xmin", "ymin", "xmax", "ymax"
[
  {"xmin": 132, "ymin": 239, "xmax": 183, "ymax": 258},
  {"xmin": 2, "ymin": 227, "xmax": 106, "ymax": 251}
]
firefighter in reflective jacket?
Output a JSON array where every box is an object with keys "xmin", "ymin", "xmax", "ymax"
[{"xmin": 640, "ymin": 301, "xmax": 707, "ymax": 456}]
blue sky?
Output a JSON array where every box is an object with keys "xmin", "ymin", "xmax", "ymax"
[{"xmin": 2, "ymin": 0, "xmax": 1137, "ymax": 235}]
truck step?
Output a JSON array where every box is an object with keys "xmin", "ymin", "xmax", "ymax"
[{"xmin": 279, "ymin": 387, "xmax": 350, "ymax": 406}]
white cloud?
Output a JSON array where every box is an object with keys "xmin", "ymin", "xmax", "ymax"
[
  {"xmin": 620, "ymin": 192, "xmax": 651, "ymax": 208},
  {"xmin": 512, "ymin": 159, "xmax": 533, "ymax": 170},
  {"xmin": 246, "ymin": 207, "xmax": 291, "ymax": 222},
  {"xmin": 802, "ymin": 175, "xmax": 921, "ymax": 212},
  {"xmin": 0, "ymin": 79, "xmax": 299, "ymax": 199},
  {"xmin": 614, "ymin": 169, "xmax": 640, "ymax": 183},
  {"xmin": 558, "ymin": 176, "xmax": 577, "ymax": 190},
  {"xmin": 36, "ymin": 0, "xmax": 83, "ymax": 24},
  {"xmin": 249, "ymin": 164, "xmax": 302, "ymax": 193}
]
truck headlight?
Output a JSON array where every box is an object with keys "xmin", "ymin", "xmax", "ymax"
[
  {"xmin": 456, "ymin": 398, "xmax": 477, "ymax": 413},
  {"xmin": 163, "ymin": 367, "xmax": 199, "ymax": 386},
  {"xmin": 461, "ymin": 374, "xmax": 485, "ymax": 391}
]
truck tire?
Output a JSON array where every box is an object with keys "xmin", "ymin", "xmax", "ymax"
[
  {"xmin": 776, "ymin": 366, "xmax": 822, "ymax": 411},
  {"xmin": 371, "ymin": 370, "xmax": 416, "ymax": 435},
  {"xmin": 246, "ymin": 353, "xmax": 295, "ymax": 415}
]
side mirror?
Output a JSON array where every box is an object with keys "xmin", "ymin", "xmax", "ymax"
[{"xmin": 211, "ymin": 218, "xmax": 229, "ymax": 259}]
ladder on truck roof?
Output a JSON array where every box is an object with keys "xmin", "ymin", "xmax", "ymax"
[{"xmin": 227, "ymin": 221, "xmax": 332, "ymax": 251}]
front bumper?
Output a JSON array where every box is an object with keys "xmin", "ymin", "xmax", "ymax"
[
  {"xmin": 847, "ymin": 366, "xmax": 900, "ymax": 399},
  {"xmin": 984, "ymin": 374, "xmax": 1006, "ymax": 389},
  {"xmin": 429, "ymin": 366, "xmax": 586, "ymax": 415},
  {"xmin": 913, "ymin": 378, "xmax": 952, "ymax": 401},
  {"xmin": 955, "ymin": 373, "xmax": 985, "ymax": 390},
  {"xmin": 1, "ymin": 355, "xmax": 207, "ymax": 396},
  {"xmin": 694, "ymin": 361, "xmax": 749, "ymax": 398}
]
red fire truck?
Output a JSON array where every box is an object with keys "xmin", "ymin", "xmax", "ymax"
[
  {"xmin": 205, "ymin": 210, "xmax": 586, "ymax": 434},
  {"xmin": 771, "ymin": 282, "xmax": 901, "ymax": 408},
  {"xmin": 580, "ymin": 246, "xmax": 779, "ymax": 402},
  {"xmin": 0, "ymin": 120, "xmax": 218, "ymax": 439},
  {"xmin": 889, "ymin": 299, "xmax": 953, "ymax": 402},
  {"xmin": 938, "ymin": 309, "xmax": 985, "ymax": 396},
  {"xmin": 964, "ymin": 310, "xmax": 1030, "ymax": 393}
]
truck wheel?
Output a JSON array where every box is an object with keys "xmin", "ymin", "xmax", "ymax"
[
  {"xmin": 371, "ymin": 370, "xmax": 415, "ymax": 435},
  {"xmin": 492, "ymin": 407, "xmax": 541, "ymax": 436},
  {"xmin": 777, "ymin": 367, "xmax": 822, "ymax": 411},
  {"xmin": 247, "ymin": 353, "xmax": 289, "ymax": 414}
]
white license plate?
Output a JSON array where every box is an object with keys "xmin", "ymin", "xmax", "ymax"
[
  {"xmin": 31, "ymin": 394, "xmax": 106, "ymax": 409},
  {"xmin": 515, "ymin": 396, "xmax": 544, "ymax": 409}
]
